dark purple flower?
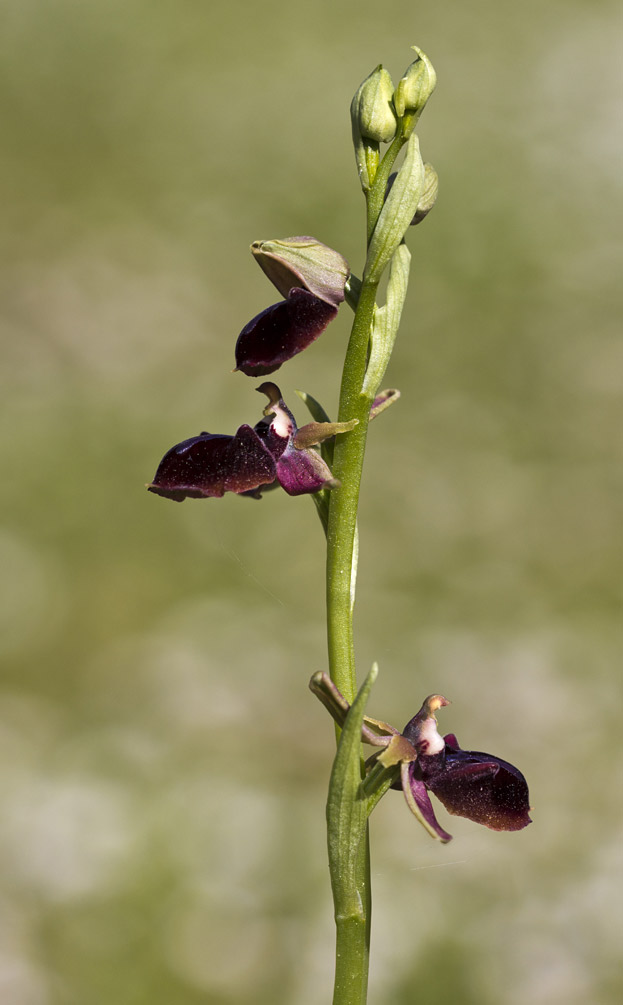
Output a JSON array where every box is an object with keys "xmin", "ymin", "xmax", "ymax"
[
  {"xmin": 309, "ymin": 676, "xmax": 531, "ymax": 844},
  {"xmin": 235, "ymin": 288, "xmax": 337, "ymax": 377},
  {"xmin": 147, "ymin": 383, "xmax": 356, "ymax": 502},
  {"xmin": 402, "ymin": 696, "xmax": 532, "ymax": 838}
]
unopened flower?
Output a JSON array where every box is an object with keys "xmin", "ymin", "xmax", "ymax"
[
  {"xmin": 147, "ymin": 383, "xmax": 357, "ymax": 501},
  {"xmin": 385, "ymin": 161, "xmax": 438, "ymax": 226},
  {"xmin": 351, "ymin": 65, "xmax": 397, "ymax": 145},
  {"xmin": 393, "ymin": 45, "xmax": 436, "ymax": 137}
]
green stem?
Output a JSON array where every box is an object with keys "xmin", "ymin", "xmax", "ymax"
[
  {"xmin": 324, "ymin": 131, "xmax": 407, "ymax": 1005},
  {"xmin": 332, "ymin": 829, "xmax": 371, "ymax": 1003},
  {"xmin": 326, "ymin": 277, "xmax": 378, "ymax": 704},
  {"xmin": 325, "ymin": 279, "xmax": 376, "ymax": 1005}
]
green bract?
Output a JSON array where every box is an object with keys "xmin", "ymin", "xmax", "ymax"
[
  {"xmin": 363, "ymin": 132, "xmax": 425, "ymax": 282},
  {"xmin": 362, "ymin": 244, "xmax": 411, "ymax": 397}
]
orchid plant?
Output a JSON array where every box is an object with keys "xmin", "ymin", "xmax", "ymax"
[{"xmin": 148, "ymin": 47, "xmax": 531, "ymax": 1005}]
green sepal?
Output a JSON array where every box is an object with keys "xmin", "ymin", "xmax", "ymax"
[
  {"xmin": 364, "ymin": 133, "xmax": 424, "ymax": 282},
  {"xmin": 250, "ymin": 236, "xmax": 350, "ymax": 307},
  {"xmin": 362, "ymin": 243, "xmax": 411, "ymax": 397}
]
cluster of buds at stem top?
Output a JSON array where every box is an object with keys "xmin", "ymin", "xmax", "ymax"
[
  {"xmin": 310, "ymin": 673, "xmax": 532, "ymax": 842},
  {"xmin": 350, "ymin": 46, "xmax": 438, "ymax": 302},
  {"xmin": 351, "ymin": 45, "xmax": 436, "ymax": 194}
]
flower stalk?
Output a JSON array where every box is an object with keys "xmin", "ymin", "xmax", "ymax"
[
  {"xmin": 146, "ymin": 44, "xmax": 531, "ymax": 1005},
  {"xmin": 323, "ymin": 66, "xmax": 433, "ymax": 1000}
]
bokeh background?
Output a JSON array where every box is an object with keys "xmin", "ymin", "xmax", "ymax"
[{"xmin": 1, "ymin": 1, "xmax": 622, "ymax": 1002}]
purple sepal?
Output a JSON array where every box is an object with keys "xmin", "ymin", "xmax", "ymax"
[
  {"xmin": 235, "ymin": 288, "xmax": 337, "ymax": 376},
  {"xmin": 275, "ymin": 442, "xmax": 336, "ymax": 496},
  {"xmin": 147, "ymin": 424, "xmax": 276, "ymax": 501},
  {"xmin": 405, "ymin": 764, "xmax": 453, "ymax": 842},
  {"xmin": 418, "ymin": 739, "xmax": 532, "ymax": 832}
]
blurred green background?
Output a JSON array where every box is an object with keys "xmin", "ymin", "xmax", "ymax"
[{"xmin": 1, "ymin": 1, "xmax": 622, "ymax": 1002}]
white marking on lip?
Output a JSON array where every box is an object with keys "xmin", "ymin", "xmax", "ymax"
[
  {"xmin": 271, "ymin": 405, "xmax": 293, "ymax": 439},
  {"xmin": 418, "ymin": 718, "xmax": 445, "ymax": 755}
]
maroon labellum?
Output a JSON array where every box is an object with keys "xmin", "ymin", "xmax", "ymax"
[
  {"xmin": 147, "ymin": 383, "xmax": 355, "ymax": 502},
  {"xmin": 234, "ymin": 288, "xmax": 337, "ymax": 377}
]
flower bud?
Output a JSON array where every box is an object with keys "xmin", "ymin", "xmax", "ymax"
[
  {"xmin": 393, "ymin": 46, "xmax": 436, "ymax": 137},
  {"xmin": 351, "ymin": 65, "xmax": 397, "ymax": 144},
  {"xmin": 351, "ymin": 65, "xmax": 397, "ymax": 191},
  {"xmin": 251, "ymin": 236, "xmax": 349, "ymax": 308},
  {"xmin": 411, "ymin": 162, "xmax": 438, "ymax": 224}
]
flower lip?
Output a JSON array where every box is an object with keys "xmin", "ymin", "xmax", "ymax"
[
  {"xmin": 234, "ymin": 288, "xmax": 338, "ymax": 377},
  {"xmin": 147, "ymin": 424, "xmax": 277, "ymax": 501},
  {"xmin": 416, "ymin": 736, "xmax": 532, "ymax": 832}
]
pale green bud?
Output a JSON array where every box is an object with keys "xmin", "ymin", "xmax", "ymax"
[
  {"xmin": 412, "ymin": 162, "xmax": 438, "ymax": 224},
  {"xmin": 351, "ymin": 65, "xmax": 397, "ymax": 143},
  {"xmin": 393, "ymin": 46, "xmax": 436, "ymax": 137},
  {"xmin": 385, "ymin": 161, "xmax": 438, "ymax": 226},
  {"xmin": 351, "ymin": 65, "xmax": 397, "ymax": 191}
]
